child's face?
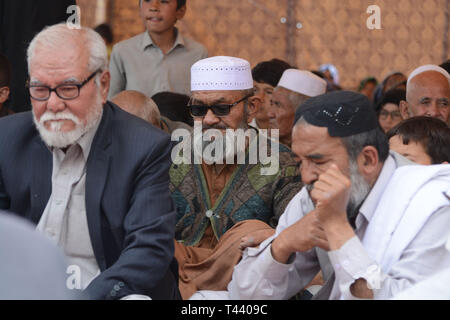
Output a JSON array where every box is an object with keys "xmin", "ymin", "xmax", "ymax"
[
  {"xmin": 389, "ymin": 135, "xmax": 432, "ymax": 165},
  {"xmin": 140, "ymin": 0, "xmax": 186, "ymax": 35}
]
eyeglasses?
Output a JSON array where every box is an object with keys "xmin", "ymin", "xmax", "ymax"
[
  {"xmin": 189, "ymin": 94, "xmax": 252, "ymax": 117},
  {"xmin": 379, "ymin": 109, "xmax": 402, "ymax": 120},
  {"xmin": 27, "ymin": 70, "xmax": 101, "ymax": 101}
]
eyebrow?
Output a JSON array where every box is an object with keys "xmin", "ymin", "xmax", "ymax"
[
  {"xmin": 29, "ymin": 77, "xmax": 80, "ymax": 86},
  {"xmin": 29, "ymin": 79, "xmax": 44, "ymax": 86},
  {"xmin": 305, "ymin": 154, "xmax": 325, "ymax": 160},
  {"xmin": 61, "ymin": 77, "xmax": 80, "ymax": 84}
]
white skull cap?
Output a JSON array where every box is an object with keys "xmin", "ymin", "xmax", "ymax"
[
  {"xmin": 277, "ymin": 69, "xmax": 327, "ymax": 97},
  {"xmin": 407, "ymin": 64, "xmax": 450, "ymax": 89},
  {"xmin": 191, "ymin": 56, "xmax": 253, "ymax": 91}
]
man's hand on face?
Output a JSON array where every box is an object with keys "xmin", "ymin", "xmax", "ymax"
[
  {"xmin": 271, "ymin": 210, "xmax": 330, "ymax": 264},
  {"xmin": 310, "ymin": 164, "xmax": 356, "ymax": 251},
  {"xmin": 310, "ymin": 164, "xmax": 351, "ymax": 229}
]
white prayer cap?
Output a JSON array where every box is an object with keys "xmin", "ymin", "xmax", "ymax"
[
  {"xmin": 191, "ymin": 56, "xmax": 253, "ymax": 91},
  {"xmin": 407, "ymin": 64, "xmax": 450, "ymax": 88},
  {"xmin": 277, "ymin": 69, "xmax": 327, "ymax": 97}
]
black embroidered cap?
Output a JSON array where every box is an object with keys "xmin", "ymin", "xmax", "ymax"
[{"xmin": 294, "ymin": 91, "xmax": 378, "ymax": 137}]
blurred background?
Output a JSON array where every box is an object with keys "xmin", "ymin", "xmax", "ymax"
[{"xmin": 77, "ymin": 0, "xmax": 449, "ymax": 90}]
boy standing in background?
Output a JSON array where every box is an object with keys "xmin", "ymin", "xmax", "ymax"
[{"xmin": 109, "ymin": 0, "xmax": 208, "ymax": 99}]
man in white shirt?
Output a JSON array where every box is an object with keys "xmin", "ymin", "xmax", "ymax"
[{"xmin": 228, "ymin": 91, "xmax": 450, "ymax": 300}]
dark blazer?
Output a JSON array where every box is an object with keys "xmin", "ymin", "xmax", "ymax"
[{"xmin": 0, "ymin": 102, "xmax": 180, "ymax": 300}]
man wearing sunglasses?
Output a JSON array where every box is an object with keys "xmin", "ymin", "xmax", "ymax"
[
  {"xmin": 0, "ymin": 24, "xmax": 180, "ymax": 300},
  {"xmin": 170, "ymin": 56, "xmax": 303, "ymax": 299}
]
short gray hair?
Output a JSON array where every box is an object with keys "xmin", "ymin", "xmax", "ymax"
[{"xmin": 27, "ymin": 23, "xmax": 108, "ymax": 83}]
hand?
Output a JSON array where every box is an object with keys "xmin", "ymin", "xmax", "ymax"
[
  {"xmin": 310, "ymin": 164, "xmax": 356, "ymax": 251},
  {"xmin": 272, "ymin": 210, "xmax": 329, "ymax": 264},
  {"xmin": 310, "ymin": 164, "xmax": 351, "ymax": 228},
  {"xmin": 239, "ymin": 229, "xmax": 275, "ymax": 250}
]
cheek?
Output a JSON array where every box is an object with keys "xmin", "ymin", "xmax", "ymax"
[
  {"xmin": 411, "ymin": 104, "xmax": 427, "ymax": 115},
  {"xmin": 65, "ymin": 101, "xmax": 90, "ymax": 123},
  {"xmin": 32, "ymin": 102, "xmax": 47, "ymax": 121},
  {"xmin": 279, "ymin": 108, "xmax": 294, "ymax": 124}
]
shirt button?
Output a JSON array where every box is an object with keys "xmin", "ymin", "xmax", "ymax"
[
  {"xmin": 205, "ymin": 210, "xmax": 213, "ymax": 218},
  {"xmin": 114, "ymin": 285, "xmax": 121, "ymax": 291},
  {"xmin": 110, "ymin": 290, "xmax": 116, "ymax": 297}
]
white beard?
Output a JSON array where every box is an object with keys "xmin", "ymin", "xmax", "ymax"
[
  {"xmin": 193, "ymin": 130, "xmax": 238, "ymax": 164},
  {"xmin": 33, "ymin": 93, "xmax": 104, "ymax": 149}
]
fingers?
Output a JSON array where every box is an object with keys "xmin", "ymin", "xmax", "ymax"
[
  {"xmin": 239, "ymin": 236, "xmax": 255, "ymax": 250},
  {"xmin": 239, "ymin": 229, "xmax": 276, "ymax": 250},
  {"xmin": 315, "ymin": 238, "xmax": 330, "ymax": 252}
]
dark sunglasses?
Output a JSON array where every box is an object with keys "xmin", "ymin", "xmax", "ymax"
[{"xmin": 189, "ymin": 94, "xmax": 252, "ymax": 117}]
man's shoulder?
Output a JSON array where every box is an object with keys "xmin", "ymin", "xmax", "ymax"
[
  {"xmin": 179, "ymin": 32, "xmax": 208, "ymax": 55},
  {"xmin": 265, "ymin": 137, "xmax": 298, "ymax": 169},
  {"xmin": 0, "ymin": 112, "xmax": 35, "ymax": 143},
  {"xmin": 112, "ymin": 33, "xmax": 146, "ymax": 54}
]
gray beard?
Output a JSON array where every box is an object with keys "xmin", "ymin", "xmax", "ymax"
[
  {"xmin": 306, "ymin": 160, "xmax": 372, "ymax": 222},
  {"xmin": 346, "ymin": 159, "xmax": 371, "ymax": 221}
]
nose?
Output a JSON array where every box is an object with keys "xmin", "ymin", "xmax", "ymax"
[
  {"xmin": 149, "ymin": 0, "xmax": 160, "ymax": 11},
  {"xmin": 300, "ymin": 162, "xmax": 319, "ymax": 185},
  {"xmin": 202, "ymin": 109, "xmax": 220, "ymax": 126},
  {"xmin": 46, "ymin": 91, "xmax": 66, "ymax": 113},
  {"xmin": 426, "ymin": 102, "xmax": 439, "ymax": 117}
]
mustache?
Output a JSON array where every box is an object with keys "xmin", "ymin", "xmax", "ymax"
[
  {"xmin": 202, "ymin": 124, "xmax": 228, "ymax": 130},
  {"xmin": 39, "ymin": 110, "xmax": 81, "ymax": 125}
]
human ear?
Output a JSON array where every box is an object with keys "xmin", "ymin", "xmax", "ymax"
[
  {"xmin": 246, "ymin": 96, "xmax": 261, "ymax": 123},
  {"xmin": 356, "ymin": 146, "xmax": 380, "ymax": 182},
  {"xmin": 0, "ymin": 87, "xmax": 10, "ymax": 104},
  {"xmin": 176, "ymin": 5, "xmax": 187, "ymax": 20},
  {"xmin": 399, "ymin": 100, "xmax": 410, "ymax": 120},
  {"xmin": 99, "ymin": 71, "xmax": 111, "ymax": 104}
]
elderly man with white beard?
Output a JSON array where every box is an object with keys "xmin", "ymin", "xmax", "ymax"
[
  {"xmin": 227, "ymin": 91, "xmax": 450, "ymax": 300},
  {"xmin": 170, "ymin": 56, "xmax": 303, "ymax": 299},
  {"xmin": 0, "ymin": 24, "xmax": 180, "ymax": 300}
]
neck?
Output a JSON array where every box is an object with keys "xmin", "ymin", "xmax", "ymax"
[{"xmin": 149, "ymin": 28, "xmax": 176, "ymax": 54}]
